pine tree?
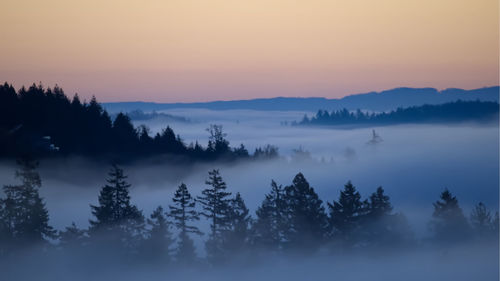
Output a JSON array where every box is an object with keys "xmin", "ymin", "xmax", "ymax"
[
  {"xmin": 283, "ymin": 173, "xmax": 328, "ymax": 251},
  {"xmin": 252, "ymin": 180, "xmax": 287, "ymax": 252},
  {"xmin": 470, "ymin": 202, "xmax": 495, "ymax": 238},
  {"xmin": 169, "ymin": 183, "xmax": 202, "ymax": 264},
  {"xmin": 197, "ymin": 169, "xmax": 232, "ymax": 262},
  {"xmin": 0, "ymin": 159, "xmax": 55, "ymax": 248},
  {"xmin": 224, "ymin": 192, "xmax": 251, "ymax": 254},
  {"xmin": 363, "ymin": 187, "xmax": 414, "ymax": 248},
  {"xmin": 367, "ymin": 187, "xmax": 392, "ymax": 218},
  {"xmin": 328, "ymin": 181, "xmax": 366, "ymax": 246},
  {"xmin": 89, "ymin": 165, "xmax": 145, "ymax": 252},
  {"xmin": 143, "ymin": 206, "xmax": 173, "ymax": 263},
  {"xmin": 430, "ymin": 189, "xmax": 470, "ymax": 243}
]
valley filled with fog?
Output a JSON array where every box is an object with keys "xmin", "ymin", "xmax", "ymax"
[
  {"xmin": 0, "ymin": 108, "xmax": 498, "ymax": 281},
  {"xmin": 2, "ymin": 109, "xmax": 497, "ymax": 235}
]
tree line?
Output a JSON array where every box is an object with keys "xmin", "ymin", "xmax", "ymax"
[
  {"xmin": 0, "ymin": 160, "xmax": 497, "ymax": 265},
  {"xmin": 0, "ymin": 82, "xmax": 278, "ymax": 161},
  {"xmin": 296, "ymin": 100, "xmax": 499, "ymax": 126}
]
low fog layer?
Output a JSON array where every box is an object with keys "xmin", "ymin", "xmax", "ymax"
[
  {"xmin": 3, "ymin": 242, "xmax": 498, "ymax": 281},
  {"xmin": 1, "ymin": 109, "xmax": 497, "ymax": 235},
  {"xmin": 0, "ymin": 109, "xmax": 498, "ymax": 280}
]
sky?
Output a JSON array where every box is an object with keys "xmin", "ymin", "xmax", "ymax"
[{"xmin": 0, "ymin": 0, "xmax": 498, "ymax": 102}]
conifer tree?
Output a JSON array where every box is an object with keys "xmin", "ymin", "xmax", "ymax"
[
  {"xmin": 169, "ymin": 183, "xmax": 202, "ymax": 263},
  {"xmin": 197, "ymin": 169, "xmax": 232, "ymax": 262},
  {"xmin": 143, "ymin": 206, "xmax": 173, "ymax": 263},
  {"xmin": 89, "ymin": 165, "xmax": 145, "ymax": 251},
  {"xmin": 367, "ymin": 187, "xmax": 392, "ymax": 218},
  {"xmin": 224, "ymin": 192, "xmax": 251, "ymax": 254},
  {"xmin": 253, "ymin": 180, "xmax": 287, "ymax": 251},
  {"xmin": 0, "ymin": 159, "xmax": 55, "ymax": 248},
  {"xmin": 328, "ymin": 181, "xmax": 366, "ymax": 245},
  {"xmin": 363, "ymin": 187, "xmax": 414, "ymax": 248},
  {"xmin": 283, "ymin": 173, "xmax": 328, "ymax": 251},
  {"xmin": 430, "ymin": 189, "xmax": 470, "ymax": 243},
  {"xmin": 470, "ymin": 202, "xmax": 496, "ymax": 238}
]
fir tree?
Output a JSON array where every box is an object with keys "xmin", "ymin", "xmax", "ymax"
[
  {"xmin": 197, "ymin": 169, "xmax": 232, "ymax": 262},
  {"xmin": 328, "ymin": 181, "xmax": 366, "ymax": 246},
  {"xmin": 169, "ymin": 183, "xmax": 202, "ymax": 264},
  {"xmin": 470, "ymin": 202, "xmax": 496, "ymax": 238},
  {"xmin": 430, "ymin": 189, "xmax": 470, "ymax": 243},
  {"xmin": 283, "ymin": 173, "xmax": 328, "ymax": 251},
  {"xmin": 143, "ymin": 206, "xmax": 173, "ymax": 263},
  {"xmin": 366, "ymin": 187, "xmax": 392, "ymax": 218},
  {"xmin": 0, "ymin": 159, "xmax": 55, "ymax": 248},
  {"xmin": 89, "ymin": 165, "xmax": 145, "ymax": 252},
  {"xmin": 362, "ymin": 187, "xmax": 414, "ymax": 248},
  {"xmin": 252, "ymin": 180, "xmax": 287, "ymax": 252},
  {"xmin": 224, "ymin": 192, "xmax": 251, "ymax": 254}
]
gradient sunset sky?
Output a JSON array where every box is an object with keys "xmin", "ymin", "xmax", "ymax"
[{"xmin": 1, "ymin": 0, "xmax": 498, "ymax": 102}]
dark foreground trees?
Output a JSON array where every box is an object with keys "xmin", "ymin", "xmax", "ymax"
[
  {"xmin": 0, "ymin": 161, "xmax": 497, "ymax": 265},
  {"xmin": 197, "ymin": 169, "xmax": 233, "ymax": 262},
  {"xmin": 89, "ymin": 165, "xmax": 145, "ymax": 253},
  {"xmin": 169, "ymin": 183, "xmax": 202, "ymax": 264},
  {"xmin": 0, "ymin": 159, "xmax": 55, "ymax": 255},
  {"xmin": 429, "ymin": 189, "xmax": 471, "ymax": 243}
]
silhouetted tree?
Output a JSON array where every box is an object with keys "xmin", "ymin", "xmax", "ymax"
[
  {"xmin": 470, "ymin": 202, "xmax": 497, "ymax": 239},
  {"xmin": 252, "ymin": 180, "xmax": 286, "ymax": 252},
  {"xmin": 253, "ymin": 145, "xmax": 279, "ymax": 160},
  {"xmin": 89, "ymin": 165, "xmax": 145, "ymax": 252},
  {"xmin": 299, "ymin": 100, "xmax": 499, "ymax": 126},
  {"xmin": 0, "ymin": 83, "xmax": 279, "ymax": 162},
  {"xmin": 112, "ymin": 113, "xmax": 138, "ymax": 154},
  {"xmin": 283, "ymin": 173, "xmax": 328, "ymax": 251},
  {"xmin": 197, "ymin": 169, "xmax": 232, "ymax": 262},
  {"xmin": 143, "ymin": 206, "xmax": 173, "ymax": 263},
  {"xmin": 0, "ymin": 159, "xmax": 55, "ymax": 250},
  {"xmin": 362, "ymin": 187, "xmax": 414, "ymax": 248},
  {"xmin": 206, "ymin": 124, "xmax": 230, "ymax": 156},
  {"xmin": 169, "ymin": 183, "xmax": 202, "ymax": 264},
  {"xmin": 328, "ymin": 181, "xmax": 366, "ymax": 246},
  {"xmin": 430, "ymin": 189, "xmax": 470, "ymax": 243},
  {"xmin": 366, "ymin": 187, "xmax": 392, "ymax": 218},
  {"xmin": 224, "ymin": 192, "xmax": 251, "ymax": 254}
]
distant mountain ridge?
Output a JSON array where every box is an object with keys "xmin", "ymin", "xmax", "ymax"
[{"xmin": 103, "ymin": 86, "xmax": 499, "ymax": 112}]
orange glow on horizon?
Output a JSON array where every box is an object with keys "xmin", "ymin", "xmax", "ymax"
[{"xmin": 0, "ymin": 0, "xmax": 498, "ymax": 102}]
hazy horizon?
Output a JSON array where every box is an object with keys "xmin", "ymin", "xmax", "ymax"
[{"xmin": 2, "ymin": 0, "xmax": 498, "ymax": 103}]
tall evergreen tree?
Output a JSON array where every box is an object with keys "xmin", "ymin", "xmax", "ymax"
[
  {"xmin": 328, "ymin": 181, "xmax": 366, "ymax": 246},
  {"xmin": 197, "ymin": 169, "xmax": 232, "ymax": 262},
  {"xmin": 470, "ymin": 202, "xmax": 496, "ymax": 239},
  {"xmin": 362, "ymin": 187, "xmax": 414, "ymax": 248},
  {"xmin": 143, "ymin": 206, "xmax": 173, "ymax": 263},
  {"xmin": 430, "ymin": 189, "xmax": 470, "ymax": 243},
  {"xmin": 283, "ymin": 173, "xmax": 328, "ymax": 251},
  {"xmin": 169, "ymin": 183, "xmax": 202, "ymax": 264},
  {"xmin": 224, "ymin": 192, "xmax": 251, "ymax": 254},
  {"xmin": 0, "ymin": 159, "xmax": 55, "ymax": 249},
  {"xmin": 89, "ymin": 165, "xmax": 145, "ymax": 252},
  {"xmin": 366, "ymin": 187, "xmax": 392, "ymax": 218},
  {"xmin": 252, "ymin": 180, "xmax": 287, "ymax": 252}
]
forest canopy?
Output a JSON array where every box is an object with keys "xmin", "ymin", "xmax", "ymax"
[
  {"xmin": 296, "ymin": 100, "xmax": 499, "ymax": 126},
  {"xmin": 0, "ymin": 83, "xmax": 277, "ymax": 162}
]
